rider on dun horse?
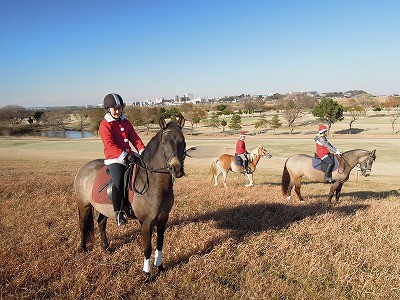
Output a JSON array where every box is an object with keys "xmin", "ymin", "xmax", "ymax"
[
  {"xmin": 314, "ymin": 124, "xmax": 342, "ymax": 183},
  {"xmin": 99, "ymin": 93, "xmax": 145, "ymax": 226}
]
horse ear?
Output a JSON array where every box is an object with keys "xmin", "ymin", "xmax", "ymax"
[
  {"xmin": 159, "ymin": 117, "xmax": 167, "ymax": 130},
  {"xmin": 372, "ymin": 149, "xmax": 376, "ymax": 159},
  {"xmin": 177, "ymin": 115, "xmax": 185, "ymax": 129}
]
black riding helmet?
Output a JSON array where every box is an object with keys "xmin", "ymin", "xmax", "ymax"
[{"xmin": 103, "ymin": 93, "xmax": 125, "ymax": 109}]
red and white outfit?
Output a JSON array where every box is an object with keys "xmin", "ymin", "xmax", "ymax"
[
  {"xmin": 236, "ymin": 139, "xmax": 246, "ymax": 156},
  {"xmin": 99, "ymin": 114, "xmax": 145, "ymax": 165},
  {"xmin": 236, "ymin": 131, "xmax": 248, "ymax": 167}
]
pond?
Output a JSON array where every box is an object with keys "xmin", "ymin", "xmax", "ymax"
[{"xmin": 14, "ymin": 130, "xmax": 95, "ymax": 139}]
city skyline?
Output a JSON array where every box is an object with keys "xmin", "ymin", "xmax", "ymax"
[{"xmin": 1, "ymin": 0, "xmax": 399, "ymax": 108}]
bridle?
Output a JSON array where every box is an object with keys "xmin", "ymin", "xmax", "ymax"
[
  {"xmin": 127, "ymin": 128, "xmax": 187, "ymax": 195},
  {"xmin": 337, "ymin": 152, "xmax": 374, "ymax": 175}
]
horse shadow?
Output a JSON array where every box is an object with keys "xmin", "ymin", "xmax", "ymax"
[
  {"xmin": 165, "ymin": 201, "xmax": 368, "ymax": 270},
  {"xmin": 311, "ymin": 190, "xmax": 400, "ymax": 203},
  {"xmin": 316, "ymin": 189, "xmax": 400, "ymax": 201}
]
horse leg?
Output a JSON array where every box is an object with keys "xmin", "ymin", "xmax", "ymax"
[
  {"xmin": 141, "ymin": 221, "xmax": 153, "ymax": 276},
  {"xmin": 245, "ymin": 174, "xmax": 254, "ymax": 187},
  {"xmin": 335, "ymin": 182, "xmax": 344, "ymax": 203},
  {"xmin": 294, "ymin": 178, "xmax": 304, "ymax": 202},
  {"xmin": 287, "ymin": 180, "xmax": 295, "ymax": 201},
  {"xmin": 328, "ymin": 182, "xmax": 341, "ymax": 204},
  {"xmin": 78, "ymin": 205, "xmax": 94, "ymax": 252},
  {"xmin": 214, "ymin": 169, "xmax": 221, "ymax": 186},
  {"xmin": 222, "ymin": 170, "xmax": 228, "ymax": 188},
  {"xmin": 97, "ymin": 214, "xmax": 110, "ymax": 252},
  {"xmin": 154, "ymin": 217, "xmax": 168, "ymax": 273}
]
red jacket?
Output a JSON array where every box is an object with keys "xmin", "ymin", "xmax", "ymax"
[
  {"xmin": 99, "ymin": 114, "xmax": 145, "ymax": 165},
  {"xmin": 236, "ymin": 139, "xmax": 246, "ymax": 155}
]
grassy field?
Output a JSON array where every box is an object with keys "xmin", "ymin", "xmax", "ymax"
[{"xmin": 1, "ymin": 122, "xmax": 400, "ymax": 299}]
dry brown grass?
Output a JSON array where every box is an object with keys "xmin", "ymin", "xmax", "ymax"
[{"xmin": 1, "ymin": 139, "xmax": 400, "ymax": 299}]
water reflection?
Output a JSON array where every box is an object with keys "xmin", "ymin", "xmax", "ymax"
[{"xmin": 15, "ymin": 130, "xmax": 94, "ymax": 139}]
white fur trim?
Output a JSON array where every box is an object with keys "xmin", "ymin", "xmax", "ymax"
[
  {"xmin": 104, "ymin": 151, "xmax": 127, "ymax": 165},
  {"xmin": 143, "ymin": 258, "xmax": 151, "ymax": 273},
  {"xmin": 154, "ymin": 250, "xmax": 163, "ymax": 267},
  {"xmin": 104, "ymin": 113, "xmax": 127, "ymax": 122}
]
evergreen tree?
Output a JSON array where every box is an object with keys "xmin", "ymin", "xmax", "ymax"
[
  {"xmin": 228, "ymin": 114, "xmax": 242, "ymax": 132},
  {"xmin": 312, "ymin": 97, "xmax": 344, "ymax": 128}
]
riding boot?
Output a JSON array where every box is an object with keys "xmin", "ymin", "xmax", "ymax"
[
  {"xmin": 111, "ymin": 185, "xmax": 127, "ymax": 226},
  {"xmin": 243, "ymin": 160, "xmax": 251, "ymax": 174},
  {"xmin": 123, "ymin": 197, "xmax": 136, "ymax": 219},
  {"xmin": 324, "ymin": 164, "xmax": 335, "ymax": 183}
]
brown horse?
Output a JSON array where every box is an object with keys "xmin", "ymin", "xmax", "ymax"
[
  {"xmin": 73, "ymin": 116, "xmax": 186, "ymax": 277},
  {"xmin": 281, "ymin": 149, "xmax": 376, "ymax": 203},
  {"xmin": 210, "ymin": 146, "xmax": 272, "ymax": 187}
]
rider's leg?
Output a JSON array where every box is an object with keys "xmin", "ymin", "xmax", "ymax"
[
  {"xmin": 108, "ymin": 163, "xmax": 128, "ymax": 225},
  {"xmin": 322, "ymin": 156, "xmax": 335, "ymax": 183}
]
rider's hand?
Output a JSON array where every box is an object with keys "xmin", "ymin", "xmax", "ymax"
[
  {"xmin": 336, "ymin": 150, "xmax": 342, "ymax": 155},
  {"xmin": 126, "ymin": 154, "xmax": 136, "ymax": 163}
]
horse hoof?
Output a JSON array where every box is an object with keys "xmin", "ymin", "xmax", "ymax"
[
  {"xmin": 143, "ymin": 272, "xmax": 153, "ymax": 284},
  {"xmin": 104, "ymin": 246, "xmax": 113, "ymax": 254},
  {"xmin": 157, "ymin": 264, "xmax": 165, "ymax": 273}
]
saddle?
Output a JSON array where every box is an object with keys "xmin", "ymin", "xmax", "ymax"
[
  {"xmin": 312, "ymin": 155, "xmax": 339, "ymax": 172},
  {"xmin": 234, "ymin": 154, "xmax": 244, "ymax": 167},
  {"xmin": 91, "ymin": 165, "xmax": 136, "ymax": 205}
]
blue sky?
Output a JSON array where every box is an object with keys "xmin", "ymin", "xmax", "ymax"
[{"xmin": 1, "ymin": 0, "xmax": 399, "ymax": 107}]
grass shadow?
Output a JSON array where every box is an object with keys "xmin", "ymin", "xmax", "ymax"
[{"xmin": 166, "ymin": 201, "xmax": 368, "ymax": 269}]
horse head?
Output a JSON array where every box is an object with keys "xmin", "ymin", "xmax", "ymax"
[
  {"xmin": 159, "ymin": 116, "xmax": 186, "ymax": 178},
  {"xmin": 359, "ymin": 149, "xmax": 376, "ymax": 177},
  {"xmin": 258, "ymin": 146, "xmax": 272, "ymax": 159}
]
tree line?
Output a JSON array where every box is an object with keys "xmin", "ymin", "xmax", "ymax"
[{"xmin": 1, "ymin": 93, "xmax": 399, "ymax": 135}]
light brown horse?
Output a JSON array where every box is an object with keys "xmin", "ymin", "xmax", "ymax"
[
  {"xmin": 281, "ymin": 149, "xmax": 376, "ymax": 203},
  {"xmin": 210, "ymin": 146, "xmax": 272, "ymax": 187},
  {"xmin": 73, "ymin": 116, "xmax": 186, "ymax": 277}
]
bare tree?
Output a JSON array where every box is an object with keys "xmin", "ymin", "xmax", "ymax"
[
  {"xmin": 179, "ymin": 103, "xmax": 206, "ymax": 135},
  {"xmin": 0, "ymin": 105, "xmax": 30, "ymax": 125},
  {"xmin": 42, "ymin": 109, "xmax": 70, "ymax": 130},
  {"xmin": 73, "ymin": 109, "xmax": 89, "ymax": 131},
  {"xmin": 87, "ymin": 107, "xmax": 104, "ymax": 133},
  {"xmin": 389, "ymin": 111, "xmax": 400, "ymax": 134},
  {"xmin": 280, "ymin": 93, "xmax": 317, "ymax": 133},
  {"xmin": 344, "ymin": 101, "xmax": 365, "ymax": 134}
]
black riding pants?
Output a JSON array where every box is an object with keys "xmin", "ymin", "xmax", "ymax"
[
  {"xmin": 108, "ymin": 163, "xmax": 126, "ymax": 194},
  {"xmin": 322, "ymin": 155, "xmax": 334, "ymax": 166}
]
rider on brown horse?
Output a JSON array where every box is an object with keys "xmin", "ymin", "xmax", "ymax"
[
  {"xmin": 99, "ymin": 93, "xmax": 145, "ymax": 226},
  {"xmin": 314, "ymin": 124, "xmax": 342, "ymax": 183},
  {"xmin": 236, "ymin": 131, "xmax": 251, "ymax": 174}
]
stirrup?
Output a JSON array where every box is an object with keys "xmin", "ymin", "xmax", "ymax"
[
  {"xmin": 115, "ymin": 211, "xmax": 128, "ymax": 226},
  {"xmin": 324, "ymin": 177, "xmax": 335, "ymax": 183}
]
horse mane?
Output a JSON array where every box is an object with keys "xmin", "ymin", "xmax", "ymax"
[
  {"xmin": 343, "ymin": 149, "xmax": 376, "ymax": 161},
  {"xmin": 142, "ymin": 121, "xmax": 181, "ymax": 161},
  {"xmin": 248, "ymin": 146, "xmax": 262, "ymax": 161}
]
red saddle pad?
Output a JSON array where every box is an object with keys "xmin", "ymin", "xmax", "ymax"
[{"xmin": 92, "ymin": 165, "xmax": 134, "ymax": 205}]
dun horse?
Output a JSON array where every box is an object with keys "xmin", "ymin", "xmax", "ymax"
[
  {"xmin": 281, "ymin": 149, "xmax": 376, "ymax": 203},
  {"xmin": 74, "ymin": 116, "xmax": 186, "ymax": 277},
  {"xmin": 210, "ymin": 146, "xmax": 272, "ymax": 187}
]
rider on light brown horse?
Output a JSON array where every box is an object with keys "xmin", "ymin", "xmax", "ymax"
[
  {"xmin": 236, "ymin": 131, "xmax": 251, "ymax": 174},
  {"xmin": 99, "ymin": 93, "xmax": 145, "ymax": 226},
  {"xmin": 314, "ymin": 124, "xmax": 342, "ymax": 183}
]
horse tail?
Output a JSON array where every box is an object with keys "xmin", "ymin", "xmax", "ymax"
[
  {"xmin": 281, "ymin": 158, "xmax": 291, "ymax": 196},
  {"xmin": 210, "ymin": 158, "xmax": 218, "ymax": 177}
]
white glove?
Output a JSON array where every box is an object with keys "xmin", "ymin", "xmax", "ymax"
[{"xmin": 336, "ymin": 150, "xmax": 342, "ymax": 155}]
